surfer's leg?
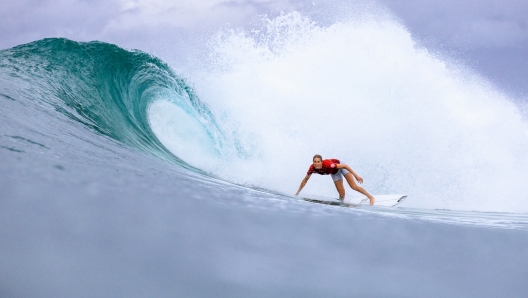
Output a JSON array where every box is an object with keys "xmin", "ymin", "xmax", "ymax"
[
  {"xmin": 334, "ymin": 180, "xmax": 345, "ymax": 199},
  {"xmin": 344, "ymin": 173, "xmax": 375, "ymax": 205},
  {"xmin": 331, "ymin": 171, "xmax": 346, "ymax": 199}
]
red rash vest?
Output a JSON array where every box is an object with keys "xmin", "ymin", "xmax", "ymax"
[{"xmin": 307, "ymin": 159, "xmax": 340, "ymax": 175}]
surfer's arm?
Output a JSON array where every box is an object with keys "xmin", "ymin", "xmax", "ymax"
[
  {"xmin": 336, "ymin": 164, "xmax": 364, "ymax": 183},
  {"xmin": 296, "ymin": 174, "xmax": 311, "ymax": 195}
]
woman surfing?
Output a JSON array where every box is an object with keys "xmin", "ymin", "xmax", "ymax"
[{"xmin": 295, "ymin": 154, "xmax": 375, "ymax": 205}]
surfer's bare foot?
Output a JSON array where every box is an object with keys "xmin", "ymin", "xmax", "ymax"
[{"xmin": 369, "ymin": 196, "xmax": 375, "ymax": 205}]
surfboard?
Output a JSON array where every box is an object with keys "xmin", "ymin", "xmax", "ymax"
[{"xmin": 303, "ymin": 194, "xmax": 406, "ymax": 207}]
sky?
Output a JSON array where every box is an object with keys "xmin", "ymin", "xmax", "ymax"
[{"xmin": 1, "ymin": 0, "xmax": 527, "ymax": 99}]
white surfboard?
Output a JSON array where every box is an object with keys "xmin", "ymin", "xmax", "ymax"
[{"xmin": 303, "ymin": 194, "xmax": 406, "ymax": 207}]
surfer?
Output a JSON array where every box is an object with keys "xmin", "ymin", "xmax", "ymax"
[{"xmin": 295, "ymin": 154, "xmax": 375, "ymax": 205}]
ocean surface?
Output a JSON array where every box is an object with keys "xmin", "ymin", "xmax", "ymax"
[{"xmin": 1, "ymin": 12, "xmax": 528, "ymax": 297}]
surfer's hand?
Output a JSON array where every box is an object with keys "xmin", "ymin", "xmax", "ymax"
[{"xmin": 355, "ymin": 175, "xmax": 363, "ymax": 183}]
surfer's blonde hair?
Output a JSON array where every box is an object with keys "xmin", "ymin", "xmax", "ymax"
[{"xmin": 313, "ymin": 154, "xmax": 322, "ymax": 162}]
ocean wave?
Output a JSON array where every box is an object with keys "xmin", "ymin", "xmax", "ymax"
[{"xmin": 0, "ymin": 38, "xmax": 222, "ymax": 170}]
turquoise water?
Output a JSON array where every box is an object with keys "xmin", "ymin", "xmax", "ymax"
[{"xmin": 0, "ymin": 38, "xmax": 225, "ymax": 167}]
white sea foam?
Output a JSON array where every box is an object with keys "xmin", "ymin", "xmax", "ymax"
[{"xmin": 149, "ymin": 11, "xmax": 528, "ymax": 213}]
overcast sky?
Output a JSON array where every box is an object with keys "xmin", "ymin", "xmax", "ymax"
[{"xmin": 1, "ymin": 0, "xmax": 526, "ymax": 99}]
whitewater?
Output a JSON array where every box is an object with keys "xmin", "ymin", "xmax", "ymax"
[
  {"xmin": 1, "ymin": 11, "xmax": 528, "ymax": 298},
  {"xmin": 153, "ymin": 12, "xmax": 528, "ymax": 213}
]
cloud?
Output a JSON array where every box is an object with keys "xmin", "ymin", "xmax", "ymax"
[
  {"xmin": 0, "ymin": 0, "xmax": 121, "ymax": 48},
  {"xmin": 106, "ymin": 0, "xmax": 248, "ymax": 30}
]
